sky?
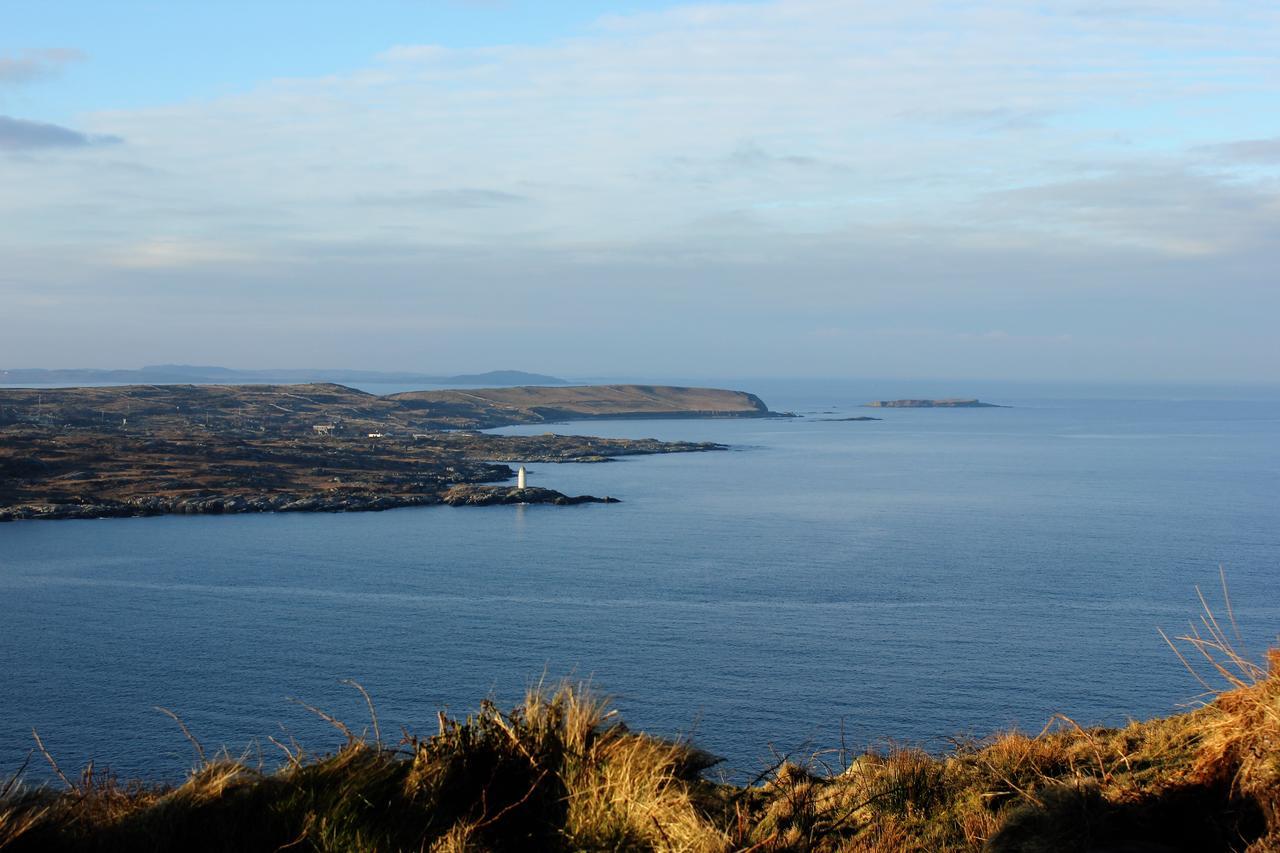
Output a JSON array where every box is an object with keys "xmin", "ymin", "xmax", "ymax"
[{"xmin": 3, "ymin": 0, "xmax": 1279, "ymax": 381}]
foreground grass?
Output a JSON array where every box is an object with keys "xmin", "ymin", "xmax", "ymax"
[{"xmin": 3, "ymin": 620, "xmax": 1277, "ymax": 850}]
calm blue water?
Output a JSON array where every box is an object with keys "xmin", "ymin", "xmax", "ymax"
[{"xmin": 2, "ymin": 380, "xmax": 1278, "ymax": 783}]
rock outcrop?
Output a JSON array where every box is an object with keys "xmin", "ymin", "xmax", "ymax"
[
  {"xmin": 0, "ymin": 428, "xmax": 691, "ymax": 522},
  {"xmin": 440, "ymin": 485, "xmax": 618, "ymax": 506}
]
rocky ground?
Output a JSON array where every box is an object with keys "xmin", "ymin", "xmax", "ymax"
[{"xmin": 0, "ymin": 428, "xmax": 721, "ymax": 521}]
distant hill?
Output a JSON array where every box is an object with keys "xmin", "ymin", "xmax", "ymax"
[
  {"xmin": 389, "ymin": 384, "xmax": 774, "ymax": 424},
  {"xmin": 439, "ymin": 370, "xmax": 566, "ymax": 386},
  {"xmin": 0, "ymin": 366, "xmax": 567, "ymax": 387}
]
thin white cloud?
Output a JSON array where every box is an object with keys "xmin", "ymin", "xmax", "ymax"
[
  {"xmin": 355, "ymin": 188, "xmax": 531, "ymax": 209},
  {"xmin": 375, "ymin": 45, "xmax": 455, "ymax": 64},
  {"xmin": 104, "ymin": 238, "xmax": 255, "ymax": 269}
]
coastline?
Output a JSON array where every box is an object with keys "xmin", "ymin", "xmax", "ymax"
[{"xmin": 0, "ymin": 383, "xmax": 752, "ymax": 522}]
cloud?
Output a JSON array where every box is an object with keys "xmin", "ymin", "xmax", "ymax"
[
  {"xmin": 656, "ymin": 141, "xmax": 843, "ymax": 192},
  {"xmin": 104, "ymin": 238, "xmax": 253, "ymax": 269},
  {"xmin": 0, "ymin": 49, "xmax": 86, "ymax": 84},
  {"xmin": 355, "ymin": 188, "xmax": 530, "ymax": 209},
  {"xmin": 1198, "ymin": 137, "xmax": 1280, "ymax": 164},
  {"xmin": 925, "ymin": 107, "xmax": 1053, "ymax": 132},
  {"xmin": 0, "ymin": 115, "xmax": 122, "ymax": 150},
  {"xmin": 976, "ymin": 167, "xmax": 1280, "ymax": 254},
  {"xmin": 65, "ymin": 0, "xmax": 1280, "ymax": 253},
  {"xmin": 375, "ymin": 45, "xmax": 454, "ymax": 64},
  {"xmin": 725, "ymin": 141, "xmax": 825, "ymax": 171}
]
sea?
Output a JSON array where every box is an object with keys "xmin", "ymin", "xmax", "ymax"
[{"xmin": 2, "ymin": 378, "xmax": 1278, "ymax": 783}]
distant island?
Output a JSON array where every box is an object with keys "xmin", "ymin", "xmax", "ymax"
[
  {"xmin": 864, "ymin": 398, "xmax": 1006, "ymax": 408},
  {"xmin": 0, "ymin": 365, "xmax": 568, "ymax": 387},
  {"xmin": 0, "ymin": 383, "xmax": 776, "ymax": 521}
]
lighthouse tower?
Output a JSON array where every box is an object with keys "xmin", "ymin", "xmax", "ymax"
[{"xmin": 517, "ymin": 465, "xmax": 527, "ymax": 489}]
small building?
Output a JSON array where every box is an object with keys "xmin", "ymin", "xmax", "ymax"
[
  {"xmin": 517, "ymin": 465, "xmax": 527, "ymax": 489},
  {"xmin": 313, "ymin": 423, "xmax": 338, "ymax": 435}
]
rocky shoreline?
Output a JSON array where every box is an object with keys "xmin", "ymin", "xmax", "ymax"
[
  {"xmin": 0, "ymin": 485, "xmax": 619, "ymax": 521},
  {"xmin": 440, "ymin": 485, "xmax": 618, "ymax": 506},
  {"xmin": 0, "ymin": 493, "xmax": 433, "ymax": 522}
]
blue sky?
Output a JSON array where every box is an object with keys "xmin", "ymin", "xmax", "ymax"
[{"xmin": 3, "ymin": 1, "xmax": 1278, "ymax": 380}]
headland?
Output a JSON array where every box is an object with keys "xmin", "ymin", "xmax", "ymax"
[{"xmin": 0, "ymin": 383, "xmax": 770, "ymax": 521}]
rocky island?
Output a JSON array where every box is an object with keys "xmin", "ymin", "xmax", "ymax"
[
  {"xmin": 814, "ymin": 416, "xmax": 882, "ymax": 421},
  {"xmin": 0, "ymin": 383, "xmax": 772, "ymax": 521},
  {"xmin": 864, "ymin": 398, "xmax": 1006, "ymax": 408}
]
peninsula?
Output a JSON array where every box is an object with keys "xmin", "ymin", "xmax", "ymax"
[
  {"xmin": 864, "ymin": 398, "xmax": 1006, "ymax": 408},
  {"xmin": 0, "ymin": 383, "xmax": 773, "ymax": 521}
]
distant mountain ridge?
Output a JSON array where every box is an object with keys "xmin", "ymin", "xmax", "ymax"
[{"xmin": 0, "ymin": 366, "xmax": 567, "ymax": 387}]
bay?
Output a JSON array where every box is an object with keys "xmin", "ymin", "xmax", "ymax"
[{"xmin": 2, "ymin": 379, "xmax": 1278, "ymax": 782}]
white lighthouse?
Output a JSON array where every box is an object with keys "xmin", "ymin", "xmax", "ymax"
[{"xmin": 517, "ymin": 465, "xmax": 527, "ymax": 489}]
